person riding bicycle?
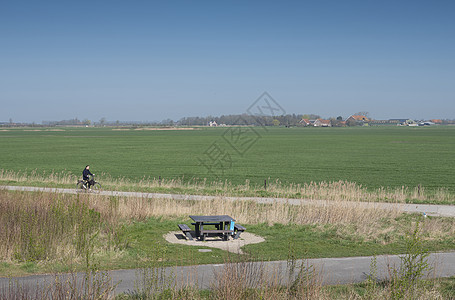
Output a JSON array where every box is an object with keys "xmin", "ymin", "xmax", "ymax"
[{"xmin": 82, "ymin": 165, "xmax": 95, "ymax": 188}]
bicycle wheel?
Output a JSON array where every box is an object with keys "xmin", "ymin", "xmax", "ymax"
[
  {"xmin": 76, "ymin": 181, "xmax": 86, "ymax": 190},
  {"xmin": 91, "ymin": 182, "xmax": 101, "ymax": 191}
]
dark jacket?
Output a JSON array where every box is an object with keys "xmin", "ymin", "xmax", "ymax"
[{"xmin": 82, "ymin": 168, "xmax": 93, "ymax": 180}]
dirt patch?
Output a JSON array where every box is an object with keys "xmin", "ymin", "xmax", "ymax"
[{"xmin": 164, "ymin": 231, "xmax": 265, "ymax": 254}]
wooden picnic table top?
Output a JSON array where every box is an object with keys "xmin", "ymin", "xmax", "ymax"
[{"xmin": 189, "ymin": 215, "xmax": 235, "ymax": 223}]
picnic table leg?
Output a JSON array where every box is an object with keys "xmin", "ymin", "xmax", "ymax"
[
  {"xmin": 195, "ymin": 223, "xmax": 200, "ymax": 240},
  {"xmin": 218, "ymin": 222, "xmax": 224, "ymax": 237},
  {"xmin": 223, "ymin": 222, "xmax": 230, "ymax": 240},
  {"xmin": 199, "ymin": 223, "xmax": 204, "ymax": 241}
]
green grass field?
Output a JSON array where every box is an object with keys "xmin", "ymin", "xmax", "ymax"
[{"xmin": 1, "ymin": 126, "xmax": 454, "ymax": 192}]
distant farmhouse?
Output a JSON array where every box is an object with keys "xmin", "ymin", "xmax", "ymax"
[
  {"xmin": 337, "ymin": 120, "xmax": 347, "ymax": 127},
  {"xmin": 419, "ymin": 121, "xmax": 435, "ymax": 126},
  {"xmin": 313, "ymin": 119, "xmax": 332, "ymax": 127},
  {"xmin": 299, "ymin": 119, "xmax": 312, "ymax": 126},
  {"xmin": 346, "ymin": 115, "xmax": 370, "ymax": 126},
  {"xmin": 389, "ymin": 119, "xmax": 417, "ymax": 126}
]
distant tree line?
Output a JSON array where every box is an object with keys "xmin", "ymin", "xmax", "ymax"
[
  {"xmin": 5, "ymin": 112, "xmax": 455, "ymax": 128},
  {"xmin": 177, "ymin": 114, "xmax": 321, "ymax": 126},
  {"xmin": 42, "ymin": 118, "xmax": 91, "ymax": 126}
]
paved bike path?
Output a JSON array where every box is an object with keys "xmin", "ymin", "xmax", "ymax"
[
  {"xmin": 2, "ymin": 185, "xmax": 455, "ymax": 217},
  {"xmin": 1, "ymin": 252, "xmax": 455, "ymax": 295}
]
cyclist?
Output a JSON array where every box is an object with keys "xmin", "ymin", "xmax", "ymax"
[{"xmin": 82, "ymin": 165, "xmax": 95, "ymax": 188}]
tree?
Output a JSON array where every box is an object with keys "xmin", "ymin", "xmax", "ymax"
[
  {"xmin": 302, "ymin": 114, "xmax": 321, "ymax": 120},
  {"xmin": 272, "ymin": 119, "xmax": 280, "ymax": 126},
  {"xmin": 99, "ymin": 117, "xmax": 106, "ymax": 126},
  {"xmin": 161, "ymin": 119, "xmax": 174, "ymax": 126}
]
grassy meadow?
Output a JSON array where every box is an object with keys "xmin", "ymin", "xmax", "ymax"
[{"xmin": 0, "ymin": 125, "xmax": 455, "ymax": 195}]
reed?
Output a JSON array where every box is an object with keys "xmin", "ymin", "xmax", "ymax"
[{"xmin": 0, "ymin": 190, "xmax": 118, "ymax": 263}]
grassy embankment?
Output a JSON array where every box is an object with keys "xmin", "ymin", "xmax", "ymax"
[
  {"xmin": 1, "ymin": 189, "xmax": 455, "ymax": 277},
  {"xmin": 0, "ymin": 191, "xmax": 455, "ymax": 299}
]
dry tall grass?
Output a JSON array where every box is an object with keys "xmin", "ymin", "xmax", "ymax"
[
  {"xmin": 210, "ymin": 257, "xmax": 327, "ymax": 300},
  {"xmin": 130, "ymin": 256, "xmax": 448, "ymax": 299},
  {"xmin": 0, "ymin": 169, "xmax": 75, "ymax": 185},
  {"xmin": 0, "ymin": 190, "xmax": 117, "ymax": 263},
  {"xmin": 112, "ymin": 195, "xmax": 403, "ymax": 235},
  {"xmin": 109, "ymin": 192, "xmax": 455, "ymax": 243}
]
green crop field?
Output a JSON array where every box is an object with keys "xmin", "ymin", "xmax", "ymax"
[{"xmin": 1, "ymin": 126, "xmax": 454, "ymax": 192}]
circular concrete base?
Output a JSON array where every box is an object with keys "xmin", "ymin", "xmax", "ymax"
[{"xmin": 164, "ymin": 231, "xmax": 265, "ymax": 254}]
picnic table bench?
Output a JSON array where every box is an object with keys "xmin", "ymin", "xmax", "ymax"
[
  {"xmin": 200, "ymin": 229, "xmax": 234, "ymax": 241},
  {"xmin": 178, "ymin": 224, "xmax": 193, "ymax": 240},
  {"xmin": 233, "ymin": 224, "xmax": 246, "ymax": 239},
  {"xmin": 178, "ymin": 215, "xmax": 247, "ymax": 241}
]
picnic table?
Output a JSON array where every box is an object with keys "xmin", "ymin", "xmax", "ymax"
[
  {"xmin": 189, "ymin": 215, "xmax": 235, "ymax": 241},
  {"xmin": 178, "ymin": 215, "xmax": 247, "ymax": 241}
]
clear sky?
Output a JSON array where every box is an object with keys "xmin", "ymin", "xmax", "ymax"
[{"xmin": 1, "ymin": 0, "xmax": 454, "ymax": 123}]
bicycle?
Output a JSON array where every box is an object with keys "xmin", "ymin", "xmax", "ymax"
[{"xmin": 76, "ymin": 175, "xmax": 101, "ymax": 191}]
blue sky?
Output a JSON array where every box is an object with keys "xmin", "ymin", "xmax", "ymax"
[{"xmin": 1, "ymin": 0, "xmax": 454, "ymax": 123}]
